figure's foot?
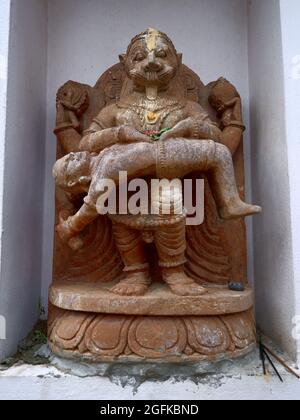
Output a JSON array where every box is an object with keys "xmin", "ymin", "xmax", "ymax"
[
  {"xmin": 162, "ymin": 267, "xmax": 207, "ymax": 296},
  {"xmin": 219, "ymin": 200, "xmax": 262, "ymax": 220},
  {"xmin": 111, "ymin": 271, "xmax": 152, "ymax": 296}
]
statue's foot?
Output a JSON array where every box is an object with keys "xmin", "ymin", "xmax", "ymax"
[
  {"xmin": 220, "ymin": 200, "xmax": 262, "ymax": 220},
  {"xmin": 111, "ymin": 271, "xmax": 152, "ymax": 296},
  {"xmin": 162, "ymin": 267, "xmax": 207, "ymax": 296}
]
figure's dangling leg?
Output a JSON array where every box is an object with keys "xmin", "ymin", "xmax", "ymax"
[
  {"xmin": 155, "ymin": 220, "xmax": 207, "ymax": 296},
  {"xmin": 111, "ymin": 223, "xmax": 151, "ymax": 296},
  {"xmin": 208, "ymin": 143, "xmax": 262, "ymax": 219}
]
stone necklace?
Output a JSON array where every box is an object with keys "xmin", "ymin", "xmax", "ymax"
[{"xmin": 118, "ymin": 98, "xmax": 184, "ymax": 131}]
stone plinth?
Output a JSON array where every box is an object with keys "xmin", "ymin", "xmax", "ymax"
[
  {"xmin": 48, "ymin": 282, "xmax": 256, "ymax": 363},
  {"xmin": 50, "ymin": 281, "xmax": 253, "ymax": 316}
]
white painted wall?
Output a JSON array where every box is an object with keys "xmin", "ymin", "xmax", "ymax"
[
  {"xmin": 41, "ymin": 0, "xmax": 253, "ymax": 308},
  {"xmin": 248, "ymin": 0, "xmax": 298, "ymax": 360},
  {"xmin": 0, "ymin": 0, "xmax": 11, "ymax": 291},
  {"xmin": 280, "ymin": 0, "xmax": 300, "ymax": 364},
  {"xmin": 1, "ymin": 0, "xmax": 299, "ymax": 366},
  {"xmin": 0, "ymin": 0, "xmax": 47, "ymax": 361}
]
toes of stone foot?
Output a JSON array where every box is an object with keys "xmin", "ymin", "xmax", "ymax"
[
  {"xmin": 186, "ymin": 286, "xmax": 207, "ymax": 296},
  {"xmin": 252, "ymin": 205, "xmax": 262, "ymax": 214},
  {"xmin": 111, "ymin": 284, "xmax": 148, "ymax": 296},
  {"xmin": 220, "ymin": 203, "xmax": 262, "ymax": 220},
  {"xmin": 170, "ymin": 284, "xmax": 207, "ymax": 296}
]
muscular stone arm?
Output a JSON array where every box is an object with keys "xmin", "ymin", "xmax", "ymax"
[
  {"xmin": 79, "ymin": 103, "xmax": 118, "ymax": 152},
  {"xmin": 55, "ymin": 126, "xmax": 82, "ymax": 154},
  {"xmin": 54, "ymin": 101, "xmax": 118, "ymax": 155},
  {"xmin": 80, "ymin": 126, "xmax": 121, "ymax": 153},
  {"xmin": 54, "ymin": 102, "xmax": 83, "ymax": 154},
  {"xmin": 160, "ymin": 101, "xmax": 222, "ymax": 143},
  {"xmin": 186, "ymin": 100, "xmax": 244, "ymax": 155},
  {"xmin": 218, "ymin": 97, "xmax": 245, "ymax": 155},
  {"xmin": 220, "ymin": 125, "xmax": 244, "ymax": 155},
  {"xmin": 79, "ymin": 104, "xmax": 151, "ymax": 153}
]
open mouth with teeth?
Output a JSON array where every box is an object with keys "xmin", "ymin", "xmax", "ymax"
[
  {"xmin": 129, "ymin": 67, "xmax": 176, "ymax": 87},
  {"xmin": 145, "ymin": 71, "xmax": 159, "ymax": 82}
]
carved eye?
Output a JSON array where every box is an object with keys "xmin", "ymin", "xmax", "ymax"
[
  {"xmin": 134, "ymin": 52, "xmax": 145, "ymax": 62},
  {"xmin": 156, "ymin": 50, "xmax": 167, "ymax": 58}
]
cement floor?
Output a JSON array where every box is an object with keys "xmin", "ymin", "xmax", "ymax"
[{"xmin": 0, "ymin": 340, "xmax": 299, "ymax": 400}]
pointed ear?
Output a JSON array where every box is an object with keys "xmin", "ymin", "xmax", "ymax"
[
  {"xmin": 177, "ymin": 53, "xmax": 183, "ymax": 65},
  {"xmin": 119, "ymin": 54, "xmax": 126, "ymax": 64}
]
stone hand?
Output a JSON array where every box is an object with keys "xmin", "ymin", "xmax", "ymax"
[
  {"xmin": 56, "ymin": 100, "xmax": 81, "ymax": 130},
  {"xmin": 118, "ymin": 126, "xmax": 152, "ymax": 144},
  {"xmin": 56, "ymin": 82, "xmax": 88, "ymax": 127},
  {"xmin": 223, "ymin": 97, "xmax": 239, "ymax": 108},
  {"xmin": 56, "ymin": 213, "xmax": 84, "ymax": 251},
  {"xmin": 56, "ymin": 101, "xmax": 71, "ymax": 124},
  {"xmin": 58, "ymin": 87, "xmax": 88, "ymax": 113},
  {"xmin": 160, "ymin": 118, "xmax": 195, "ymax": 141},
  {"xmin": 221, "ymin": 109, "xmax": 233, "ymax": 127}
]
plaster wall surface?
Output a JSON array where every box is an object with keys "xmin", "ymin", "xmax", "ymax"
[
  {"xmin": 279, "ymin": 0, "xmax": 300, "ymax": 364},
  {"xmin": 1, "ymin": 0, "xmax": 299, "ymax": 370},
  {"xmin": 41, "ymin": 0, "xmax": 253, "ymax": 309},
  {"xmin": 0, "ymin": 0, "xmax": 10, "ymax": 288},
  {"xmin": 0, "ymin": 0, "xmax": 47, "ymax": 360},
  {"xmin": 248, "ymin": 0, "xmax": 296, "ymax": 359}
]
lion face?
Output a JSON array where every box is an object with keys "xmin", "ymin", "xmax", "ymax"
[{"xmin": 122, "ymin": 30, "xmax": 180, "ymax": 90}]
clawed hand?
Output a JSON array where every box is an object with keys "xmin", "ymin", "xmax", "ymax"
[
  {"xmin": 160, "ymin": 117, "xmax": 211, "ymax": 141},
  {"xmin": 160, "ymin": 118, "xmax": 194, "ymax": 141},
  {"xmin": 117, "ymin": 126, "xmax": 153, "ymax": 144}
]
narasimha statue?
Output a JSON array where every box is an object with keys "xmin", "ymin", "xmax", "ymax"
[{"xmin": 48, "ymin": 29, "xmax": 261, "ymax": 363}]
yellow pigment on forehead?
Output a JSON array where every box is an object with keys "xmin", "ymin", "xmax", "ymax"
[{"xmin": 145, "ymin": 28, "xmax": 159, "ymax": 51}]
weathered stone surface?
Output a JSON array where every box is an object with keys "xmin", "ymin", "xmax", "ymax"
[
  {"xmin": 49, "ymin": 29, "xmax": 261, "ymax": 363},
  {"xmin": 48, "ymin": 308, "xmax": 256, "ymax": 363},
  {"xmin": 50, "ymin": 281, "xmax": 253, "ymax": 316}
]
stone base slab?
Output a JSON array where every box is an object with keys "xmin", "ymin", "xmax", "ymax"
[
  {"xmin": 49, "ymin": 281, "xmax": 253, "ymax": 316},
  {"xmin": 48, "ymin": 308, "xmax": 256, "ymax": 363}
]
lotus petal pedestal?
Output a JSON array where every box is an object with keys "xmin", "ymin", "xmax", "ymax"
[{"xmin": 48, "ymin": 281, "xmax": 256, "ymax": 363}]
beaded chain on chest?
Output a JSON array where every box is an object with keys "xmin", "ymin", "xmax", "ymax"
[{"xmin": 129, "ymin": 98, "xmax": 184, "ymax": 131}]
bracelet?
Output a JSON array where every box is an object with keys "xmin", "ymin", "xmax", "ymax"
[
  {"xmin": 193, "ymin": 120, "xmax": 201, "ymax": 139},
  {"xmin": 54, "ymin": 122, "xmax": 77, "ymax": 135},
  {"xmin": 156, "ymin": 141, "xmax": 168, "ymax": 178},
  {"xmin": 116, "ymin": 126, "xmax": 124, "ymax": 142},
  {"xmin": 223, "ymin": 120, "xmax": 246, "ymax": 131}
]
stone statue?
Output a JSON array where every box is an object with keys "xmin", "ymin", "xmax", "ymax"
[{"xmin": 48, "ymin": 29, "xmax": 261, "ymax": 363}]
